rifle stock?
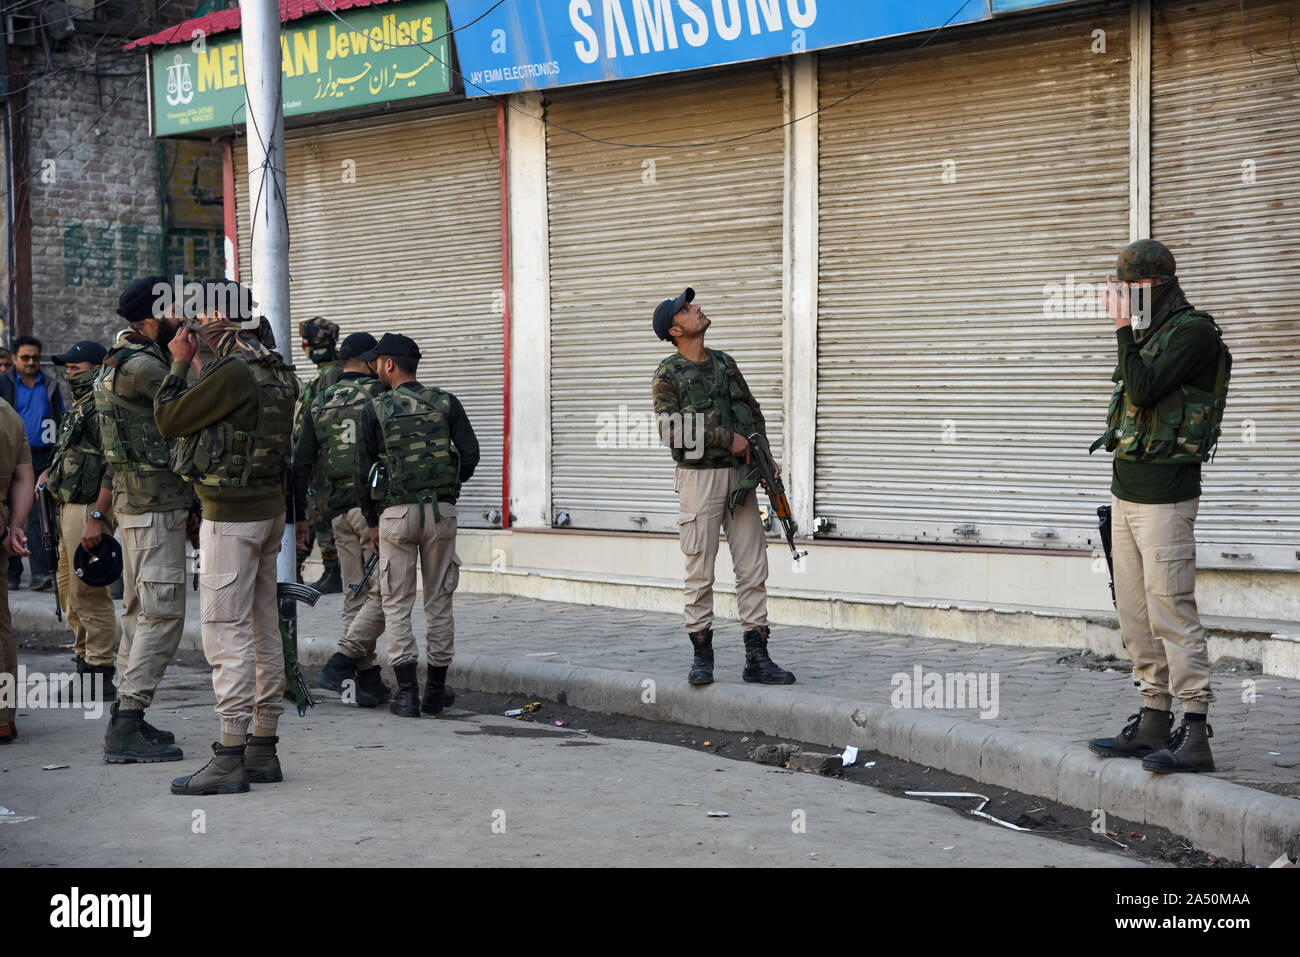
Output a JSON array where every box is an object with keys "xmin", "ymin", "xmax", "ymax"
[
  {"xmin": 1097, "ymin": 505, "xmax": 1116, "ymax": 608},
  {"xmin": 35, "ymin": 485, "xmax": 62, "ymax": 622}
]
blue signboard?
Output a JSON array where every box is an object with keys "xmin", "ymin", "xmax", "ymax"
[{"xmin": 447, "ymin": 0, "xmax": 991, "ymax": 96}]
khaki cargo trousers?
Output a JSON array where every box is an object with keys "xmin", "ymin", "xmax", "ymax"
[
  {"xmin": 333, "ymin": 506, "xmax": 383, "ymax": 669},
  {"xmin": 342, "ymin": 501, "xmax": 459, "ymax": 670},
  {"xmin": 0, "ymin": 575, "xmax": 14, "ymax": 728},
  {"xmin": 115, "ymin": 507, "xmax": 189, "ymax": 709},
  {"xmin": 57, "ymin": 502, "xmax": 118, "ymax": 667},
  {"xmin": 1112, "ymin": 495, "xmax": 1214, "ymax": 714},
  {"xmin": 676, "ymin": 464, "xmax": 768, "ymax": 633},
  {"xmin": 198, "ymin": 514, "xmax": 285, "ymax": 735}
]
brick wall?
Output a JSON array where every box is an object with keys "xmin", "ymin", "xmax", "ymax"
[{"xmin": 20, "ymin": 2, "xmax": 224, "ymax": 357}]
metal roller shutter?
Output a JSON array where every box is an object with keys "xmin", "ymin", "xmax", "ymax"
[
  {"xmin": 815, "ymin": 3, "xmax": 1132, "ymax": 550},
  {"xmin": 546, "ymin": 65, "xmax": 786, "ymax": 533},
  {"xmin": 1151, "ymin": 0, "xmax": 1300, "ymax": 571},
  {"xmin": 234, "ymin": 104, "xmax": 505, "ymax": 528}
]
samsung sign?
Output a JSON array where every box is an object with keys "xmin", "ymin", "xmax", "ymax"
[{"xmin": 447, "ymin": 0, "xmax": 993, "ymax": 96}]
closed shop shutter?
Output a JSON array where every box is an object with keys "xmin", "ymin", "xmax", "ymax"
[
  {"xmin": 815, "ymin": 3, "xmax": 1132, "ymax": 550},
  {"xmin": 234, "ymin": 104, "xmax": 505, "ymax": 527},
  {"xmin": 546, "ymin": 65, "xmax": 786, "ymax": 533},
  {"xmin": 1150, "ymin": 0, "xmax": 1300, "ymax": 571}
]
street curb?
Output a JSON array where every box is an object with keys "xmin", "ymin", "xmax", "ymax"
[
  {"xmin": 448, "ymin": 652, "xmax": 1300, "ymax": 868},
  {"xmin": 17, "ymin": 600, "xmax": 1298, "ymax": 865}
]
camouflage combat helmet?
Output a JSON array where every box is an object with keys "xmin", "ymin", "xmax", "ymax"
[
  {"xmin": 1116, "ymin": 239, "xmax": 1176, "ymax": 283},
  {"xmin": 299, "ymin": 316, "xmax": 340, "ymax": 364}
]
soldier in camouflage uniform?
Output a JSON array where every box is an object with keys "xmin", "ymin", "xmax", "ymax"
[
  {"xmin": 651, "ymin": 287, "xmax": 794, "ymax": 687},
  {"xmin": 295, "ymin": 317, "xmax": 344, "ymax": 593},
  {"xmin": 295, "ymin": 332, "xmax": 392, "ymax": 708},
  {"xmin": 97, "ymin": 276, "xmax": 191, "ymax": 764},
  {"xmin": 157, "ymin": 280, "xmax": 299, "ymax": 795},
  {"xmin": 43, "ymin": 341, "xmax": 117, "ymax": 699},
  {"xmin": 1088, "ymin": 240, "xmax": 1231, "ymax": 774},
  {"xmin": 351, "ymin": 333, "xmax": 478, "ymax": 718}
]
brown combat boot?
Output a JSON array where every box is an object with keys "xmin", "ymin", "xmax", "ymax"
[
  {"xmin": 170, "ymin": 743, "xmax": 250, "ymax": 795},
  {"xmin": 244, "ymin": 735, "xmax": 283, "ymax": 783}
]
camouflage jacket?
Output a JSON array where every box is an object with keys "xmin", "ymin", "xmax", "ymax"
[{"xmin": 652, "ymin": 348, "xmax": 766, "ymax": 469}]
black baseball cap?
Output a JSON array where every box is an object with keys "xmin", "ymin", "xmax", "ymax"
[
  {"xmin": 338, "ymin": 332, "xmax": 377, "ymax": 360},
  {"xmin": 653, "ymin": 287, "xmax": 695, "ymax": 341},
  {"xmin": 52, "ymin": 341, "xmax": 108, "ymax": 366},
  {"xmin": 74, "ymin": 535, "xmax": 123, "ymax": 587},
  {"xmin": 118, "ymin": 275, "xmax": 170, "ymax": 323},
  {"xmin": 359, "ymin": 332, "xmax": 421, "ymax": 361}
]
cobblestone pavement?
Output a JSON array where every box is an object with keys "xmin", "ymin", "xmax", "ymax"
[{"xmin": 439, "ymin": 595, "xmax": 1300, "ymax": 796}]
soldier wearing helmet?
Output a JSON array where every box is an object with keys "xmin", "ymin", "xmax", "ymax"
[
  {"xmin": 1088, "ymin": 239, "xmax": 1232, "ymax": 775},
  {"xmin": 295, "ymin": 317, "xmax": 344, "ymax": 593}
]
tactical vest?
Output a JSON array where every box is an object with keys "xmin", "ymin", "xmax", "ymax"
[
  {"xmin": 94, "ymin": 348, "xmax": 175, "ymax": 473},
  {"xmin": 175, "ymin": 355, "xmax": 299, "ymax": 488},
  {"xmin": 372, "ymin": 385, "xmax": 460, "ymax": 516},
  {"xmin": 1091, "ymin": 308, "xmax": 1232, "ymax": 464},
  {"xmin": 659, "ymin": 350, "xmax": 755, "ymax": 466},
  {"xmin": 312, "ymin": 376, "xmax": 384, "ymax": 516},
  {"xmin": 295, "ymin": 360, "xmax": 344, "ymax": 444},
  {"xmin": 47, "ymin": 394, "xmax": 106, "ymax": 505}
]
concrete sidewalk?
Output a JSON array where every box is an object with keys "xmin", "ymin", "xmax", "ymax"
[{"xmin": 10, "ymin": 586, "xmax": 1300, "ymax": 865}]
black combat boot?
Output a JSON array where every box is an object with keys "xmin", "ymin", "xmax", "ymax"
[
  {"xmin": 355, "ymin": 666, "xmax": 392, "ymax": 708},
  {"xmin": 742, "ymin": 627, "xmax": 795, "ymax": 684},
  {"xmin": 90, "ymin": 664, "xmax": 116, "ymax": 702},
  {"xmin": 389, "ymin": 662, "xmax": 421, "ymax": 717},
  {"xmin": 170, "ymin": 743, "xmax": 250, "ymax": 795},
  {"xmin": 316, "ymin": 652, "xmax": 358, "ymax": 693},
  {"xmin": 421, "ymin": 665, "xmax": 456, "ymax": 715},
  {"xmin": 311, "ymin": 566, "xmax": 343, "ymax": 595},
  {"xmin": 108, "ymin": 701, "xmax": 175, "ymax": 745},
  {"xmin": 1142, "ymin": 717, "xmax": 1215, "ymax": 773},
  {"xmin": 243, "ymin": 735, "xmax": 283, "ymax": 783},
  {"xmin": 104, "ymin": 706, "xmax": 184, "ymax": 763},
  {"xmin": 1088, "ymin": 707, "xmax": 1173, "ymax": 759},
  {"xmin": 687, "ymin": 628, "xmax": 714, "ymax": 686}
]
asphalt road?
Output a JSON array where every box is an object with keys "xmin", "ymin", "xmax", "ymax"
[{"xmin": 0, "ymin": 645, "xmax": 1149, "ymax": 868}]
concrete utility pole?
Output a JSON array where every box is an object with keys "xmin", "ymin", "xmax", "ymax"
[{"xmin": 238, "ymin": 0, "xmax": 298, "ymax": 608}]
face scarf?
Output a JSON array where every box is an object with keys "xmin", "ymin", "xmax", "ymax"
[
  {"xmin": 67, "ymin": 368, "xmax": 98, "ymax": 401},
  {"xmin": 1134, "ymin": 277, "xmax": 1191, "ymax": 344},
  {"xmin": 196, "ymin": 318, "xmax": 279, "ymax": 365}
]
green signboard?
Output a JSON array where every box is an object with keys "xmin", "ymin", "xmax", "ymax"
[{"xmin": 150, "ymin": 0, "xmax": 450, "ymax": 136}]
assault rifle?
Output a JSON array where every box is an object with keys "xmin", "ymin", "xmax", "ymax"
[
  {"xmin": 35, "ymin": 484, "xmax": 62, "ymax": 621},
  {"xmin": 1097, "ymin": 505, "xmax": 1116, "ymax": 608},
  {"xmin": 746, "ymin": 432, "xmax": 807, "ymax": 561},
  {"xmin": 349, "ymin": 552, "xmax": 379, "ymax": 600},
  {"xmin": 277, "ymin": 581, "xmax": 321, "ymax": 716}
]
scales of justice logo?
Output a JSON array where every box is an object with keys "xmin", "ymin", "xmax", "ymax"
[{"xmin": 165, "ymin": 53, "xmax": 194, "ymax": 106}]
